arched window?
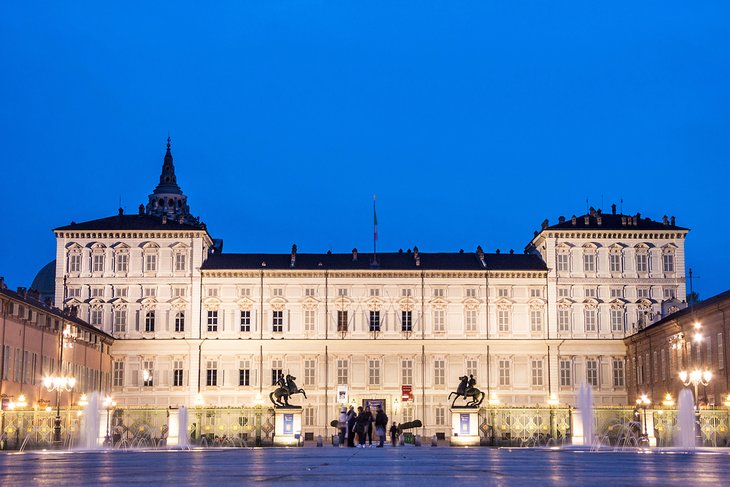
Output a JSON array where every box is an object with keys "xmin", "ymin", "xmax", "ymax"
[
  {"xmin": 145, "ymin": 311, "xmax": 155, "ymax": 332},
  {"xmin": 175, "ymin": 312, "xmax": 185, "ymax": 333}
]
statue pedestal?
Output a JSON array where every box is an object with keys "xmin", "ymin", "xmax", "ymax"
[
  {"xmin": 273, "ymin": 408, "xmax": 303, "ymax": 447},
  {"xmin": 450, "ymin": 407, "xmax": 480, "ymax": 446}
]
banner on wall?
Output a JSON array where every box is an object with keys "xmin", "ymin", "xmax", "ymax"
[{"xmin": 337, "ymin": 385, "xmax": 348, "ymax": 404}]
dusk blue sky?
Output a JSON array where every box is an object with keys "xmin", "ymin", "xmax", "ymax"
[{"xmin": 1, "ymin": 2, "xmax": 728, "ymax": 298}]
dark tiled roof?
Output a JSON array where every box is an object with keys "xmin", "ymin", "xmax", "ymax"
[
  {"xmin": 54, "ymin": 213, "xmax": 206, "ymax": 232},
  {"xmin": 545, "ymin": 213, "xmax": 688, "ymax": 231},
  {"xmin": 202, "ymin": 251, "xmax": 547, "ymax": 271},
  {"xmin": 635, "ymin": 290, "xmax": 730, "ymax": 334},
  {"xmin": 0, "ymin": 287, "xmax": 114, "ymax": 341}
]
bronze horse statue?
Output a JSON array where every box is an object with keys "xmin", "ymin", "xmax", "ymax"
[
  {"xmin": 269, "ymin": 374, "xmax": 307, "ymax": 407},
  {"xmin": 448, "ymin": 375, "xmax": 485, "ymax": 408}
]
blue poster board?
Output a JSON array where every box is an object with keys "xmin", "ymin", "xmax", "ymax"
[
  {"xmin": 460, "ymin": 413, "xmax": 470, "ymax": 435},
  {"xmin": 283, "ymin": 413, "xmax": 294, "ymax": 434},
  {"xmin": 365, "ymin": 399, "xmax": 385, "ymax": 412}
]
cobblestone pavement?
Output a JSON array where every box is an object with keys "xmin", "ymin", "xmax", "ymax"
[{"xmin": 1, "ymin": 446, "xmax": 729, "ymax": 486}]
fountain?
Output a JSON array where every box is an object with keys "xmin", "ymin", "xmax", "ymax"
[
  {"xmin": 577, "ymin": 383, "xmax": 595, "ymax": 447},
  {"xmin": 79, "ymin": 392, "xmax": 102, "ymax": 450},
  {"xmin": 178, "ymin": 406, "xmax": 190, "ymax": 448},
  {"xmin": 676, "ymin": 388, "xmax": 695, "ymax": 449}
]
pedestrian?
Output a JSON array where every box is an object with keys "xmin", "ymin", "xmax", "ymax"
[
  {"xmin": 346, "ymin": 405, "xmax": 357, "ymax": 447},
  {"xmin": 364, "ymin": 406, "xmax": 374, "ymax": 447},
  {"xmin": 354, "ymin": 406, "xmax": 368, "ymax": 448},
  {"xmin": 338, "ymin": 406, "xmax": 348, "ymax": 447},
  {"xmin": 390, "ymin": 422, "xmax": 398, "ymax": 447},
  {"xmin": 374, "ymin": 406, "xmax": 388, "ymax": 447}
]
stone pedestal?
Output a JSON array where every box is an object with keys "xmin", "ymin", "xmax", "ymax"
[
  {"xmin": 273, "ymin": 408, "xmax": 302, "ymax": 447},
  {"xmin": 450, "ymin": 407, "xmax": 480, "ymax": 446}
]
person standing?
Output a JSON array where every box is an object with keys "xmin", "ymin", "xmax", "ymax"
[
  {"xmin": 364, "ymin": 406, "xmax": 374, "ymax": 447},
  {"xmin": 389, "ymin": 422, "xmax": 398, "ymax": 447},
  {"xmin": 346, "ymin": 405, "xmax": 357, "ymax": 447},
  {"xmin": 338, "ymin": 406, "xmax": 348, "ymax": 447},
  {"xmin": 354, "ymin": 406, "xmax": 368, "ymax": 448},
  {"xmin": 374, "ymin": 406, "xmax": 388, "ymax": 448}
]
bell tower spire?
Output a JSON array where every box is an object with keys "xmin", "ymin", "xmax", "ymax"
[{"xmin": 145, "ymin": 137, "xmax": 195, "ymax": 224}]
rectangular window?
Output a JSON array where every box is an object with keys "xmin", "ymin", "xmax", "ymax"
[
  {"xmin": 559, "ymin": 359, "xmax": 572, "ymax": 387},
  {"xmin": 207, "ymin": 310, "xmax": 218, "ymax": 332},
  {"xmin": 434, "ymin": 359, "xmax": 445, "ymax": 386},
  {"xmin": 239, "ymin": 368, "xmax": 250, "ymax": 387},
  {"xmin": 660, "ymin": 349, "xmax": 666, "ymax": 381},
  {"xmin": 612, "ymin": 359, "xmax": 625, "ymax": 387},
  {"xmin": 557, "ymin": 253, "xmax": 569, "ymax": 272},
  {"xmin": 206, "ymin": 361, "xmax": 218, "ymax": 387},
  {"xmin": 115, "ymin": 287, "xmax": 128, "ymax": 298},
  {"xmin": 663, "ymin": 288, "xmax": 676, "ymax": 300},
  {"xmin": 240, "ymin": 310, "xmax": 251, "ymax": 332},
  {"xmin": 530, "ymin": 310, "xmax": 542, "ymax": 333},
  {"xmin": 433, "ymin": 289, "xmax": 444, "ymax": 297},
  {"xmin": 433, "ymin": 310, "xmax": 445, "ymax": 333},
  {"xmin": 369, "ymin": 288, "xmax": 380, "ymax": 297},
  {"xmin": 271, "ymin": 360, "xmax": 283, "ymax": 385},
  {"xmin": 653, "ymin": 351, "xmax": 658, "ymax": 383},
  {"xmin": 304, "ymin": 407, "xmax": 315, "ymax": 427},
  {"xmin": 558, "ymin": 309, "xmax": 571, "ymax": 333},
  {"xmin": 402, "ymin": 359, "xmax": 413, "ymax": 385},
  {"xmin": 142, "ymin": 360, "xmax": 154, "ymax": 387},
  {"xmin": 466, "ymin": 359, "xmax": 477, "ymax": 378},
  {"xmin": 719, "ymin": 333, "xmax": 725, "ymax": 370},
  {"xmin": 304, "ymin": 288, "xmax": 315, "ymax": 297},
  {"xmin": 337, "ymin": 310, "xmax": 348, "ymax": 332},
  {"xmin": 272, "ymin": 288, "xmax": 283, "ymax": 297},
  {"xmin": 584, "ymin": 309, "xmax": 597, "ymax": 332},
  {"xmin": 272, "ymin": 310, "xmax": 283, "ymax": 332},
  {"xmin": 402, "ymin": 310, "xmax": 412, "ymax": 332},
  {"xmin": 143, "ymin": 287, "xmax": 157, "ymax": 297},
  {"xmin": 113, "ymin": 361, "xmax": 124, "ymax": 387},
  {"xmin": 90, "ymin": 308, "xmax": 103, "ymax": 326},
  {"xmin": 531, "ymin": 359, "xmax": 544, "ymax": 387},
  {"xmin": 636, "ymin": 253, "xmax": 648, "ymax": 273},
  {"xmin": 337, "ymin": 288, "xmax": 348, "ymax": 297},
  {"xmin": 609, "ymin": 253, "xmax": 622, "ymax": 273},
  {"xmin": 369, "ymin": 310, "xmax": 381, "ymax": 332},
  {"xmin": 498, "ymin": 359, "xmax": 510, "ymax": 386},
  {"xmin": 637, "ymin": 288, "xmax": 650, "ymax": 299},
  {"xmin": 207, "ymin": 288, "xmax": 219, "ymax": 298},
  {"xmin": 497, "ymin": 288, "xmax": 510, "ymax": 298},
  {"xmin": 67, "ymin": 287, "xmax": 81, "ymax": 298},
  {"xmin": 304, "ymin": 309, "xmax": 315, "ymax": 333},
  {"xmin": 174, "ymin": 312, "xmax": 185, "ymax": 332},
  {"xmin": 583, "ymin": 253, "xmax": 595, "ymax": 272},
  {"xmin": 304, "ymin": 359, "xmax": 315, "ymax": 386},
  {"xmin": 466, "ymin": 288, "xmax": 477, "ymax": 298},
  {"xmin": 145, "ymin": 311, "xmax": 155, "ymax": 332},
  {"xmin": 92, "ymin": 254, "xmax": 104, "ymax": 273},
  {"xmin": 401, "ymin": 289, "xmax": 412, "ymax": 297},
  {"xmin": 530, "ymin": 288, "xmax": 542, "ymax": 298},
  {"xmin": 558, "ymin": 287, "xmax": 570, "ymax": 298},
  {"xmin": 173, "ymin": 360, "xmax": 184, "ymax": 387},
  {"xmin": 465, "ymin": 309, "xmax": 478, "ymax": 333},
  {"xmin": 586, "ymin": 360, "xmax": 599, "ymax": 387},
  {"xmin": 336, "ymin": 359, "xmax": 348, "ymax": 385},
  {"xmin": 610, "ymin": 288, "xmax": 622, "ymax": 298},
  {"xmin": 116, "ymin": 253, "xmax": 129, "ymax": 273},
  {"xmin": 368, "ymin": 359, "xmax": 380, "ymax": 386},
  {"xmin": 91, "ymin": 287, "xmax": 104, "ymax": 298},
  {"xmin": 145, "ymin": 253, "xmax": 157, "ymax": 272},
  {"xmin": 174, "ymin": 253, "xmax": 186, "ymax": 271},
  {"xmin": 663, "ymin": 253, "xmax": 674, "ymax": 273},
  {"xmin": 69, "ymin": 254, "xmax": 81, "ymax": 273},
  {"xmin": 435, "ymin": 406, "xmax": 445, "ymax": 426},
  {"xmin": 610, "ymin": 309, "xmax": 624, "ymax": 333},
  {"xmin": 498, "ymin": 308, "xmax": 510, "ymax": 332}
]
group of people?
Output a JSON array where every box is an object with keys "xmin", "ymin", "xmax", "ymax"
[{"xmin": 338, "ymin": 405, "xmax": 399, "ymax": 448}]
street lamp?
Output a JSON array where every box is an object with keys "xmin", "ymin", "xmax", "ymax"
[
  {"xmin": 43, "ymin": 375, "xmax": 76, "ymax": 443},
  {"xmin": 635, "ymin": 394, "xmax": 651, "ymax": 437},
  {"xmin": 103, "ymin": 395, "xmax": 116, "ymax": 447},
  {"xmin": 679, "ymin": 369, "xmax": 712, "ymax": 407}
]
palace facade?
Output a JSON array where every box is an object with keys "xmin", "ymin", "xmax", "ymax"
[{"xmin": 46, "ymin": 140, "xmax": 689, "ymax": 437}]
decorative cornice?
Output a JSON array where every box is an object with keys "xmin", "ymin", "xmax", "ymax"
[{"xmin": 201, "ymin": 270, "xmax": 547, "ymax": 279}]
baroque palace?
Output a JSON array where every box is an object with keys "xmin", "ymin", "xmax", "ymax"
[{"xmin": 43, "ymin": 140, "xmax": 689, "ymax": 437}]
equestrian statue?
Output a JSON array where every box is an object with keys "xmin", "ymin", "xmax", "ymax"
[
  {"xmin": 269, "ymin": 374, "xmax": 307, "ymax": 408},
  {"xmin": 448, "ymin": 374, "xmax": 485, "ymax": 408}
]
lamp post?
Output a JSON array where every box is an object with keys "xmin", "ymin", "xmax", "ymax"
[
  {"xmin": 635, "ymin": 394, "xmax": 651, "ymax": 437},
  {"xmin": 103, "ymin": 395, "xmax": 116, "ymax": 447},
  {"xmin": 679, "ymin": 369, "xmax": 712, "ymax": 407},
  {"xmin": 43, "ymin": 375, "xmax": 76, "ymax": 443}
]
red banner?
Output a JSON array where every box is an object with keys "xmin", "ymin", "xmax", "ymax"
[{"xmin": 401, "ymin": 385, "xmax": 412, "ymax": 402}]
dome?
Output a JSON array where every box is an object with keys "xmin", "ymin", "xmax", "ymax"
[{"xmin": 30, "ymin": 259, "xmax": 56, "ymax": 303}]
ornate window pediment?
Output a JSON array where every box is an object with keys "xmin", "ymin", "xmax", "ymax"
[
  {"xmin": 366, "ymin": 297, "xmax": 382, "ymax": 312},
  {"xmin": 334, "ymin": 296, "xmax": 351, "ymax": 311},
  {"xmin": 111, "ymin": 242, "xmax": 129, "ymax": 250},
  {"xmin": 528, "ymin": 297, "xmax": 547, "ymax": 309},
  {"xmin": 237, "ymin": 296, "xmax": 254, "ymax": 311},
  {"xmin": 140, "ymin": 241, "xmax": 160, "ymax": 250},
  {"xmin": 64, "ymin": 297, "xmax": 83, "ymax": 307},
  {"xmin": 636, "ymin": 298, "xmax": 655, "ymax": 309},
  {"xmin": 555, "ymin": 242, "xmax": 574, "ymax": 251},
  {"xmin": 169, "ymin": 242, "xmax": 188, "ymax": 250},
  {"xmin": 109, "ymin": 297, "xmax": 128, "ymax": 308},
  {"xmin": 661, "ymin": 243, "xmax": 677, "ymax": 253},
  {"xmin": 608, "ymin": 298, "xmax": 628, "ymax": 308},
  {"xmin": 463, "ymin": 298, "xmax": 480, "ymax": 310},
  {"xmin": 66, "ymin": 242, "xmax": 82, "ymax": 251},
  {"xmin": 399, "ymin": 296, "xmax": 415, "ymax": 312},
  {"xmin": 634, "ymin": 242, "xmax": 652, "ymax": 251},
  {"xmin": 269, "ymin": 297, "xmax": 287, "ymax": 311},
  {"xmin": 169, "ymin": 297, "xmax": 188, "ymax": 310},
  {"xmin": 140, "ymin": 296, "xmax": 158, "ymax": 310},
  {"xmin": 204, "ymin": 297, "xmax": 222, "ymax": 311},
  {"xmin": 582, "ymin": 242, "xmax": 599, "ymax": 252},
  {"xmin": 608, "ymin": 243, "xmax": 626, "ymax": 253},
  {"xmin": 88, "ymin": 298, "xmax": 105, "ymax": 307},
  {"xmin": 495, "ymin": 297, "xmax": 513, "ymax": 308},
  {"xmin": 430, "ymin": 297, "xmax": 448, "ymax": 310},
  {"xmin": 88, "ymin": 242, "xmax": 106, "ymax": 251},
  {"xmin": 557, "ymin": 298, "xmax": 574, "ymax": 310},
  {"xmin": 583, "ymin": 299, "xmax": 599, "ymax": 310}
]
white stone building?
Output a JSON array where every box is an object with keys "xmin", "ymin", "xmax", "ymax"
[{"xmin": 47, "ymin": 140, "xmax": 689, "ymax": 437}]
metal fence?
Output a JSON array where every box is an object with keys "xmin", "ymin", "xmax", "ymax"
[{"xmin": 654, "ymin": 408, "xmax": 730, "ymax": 447}]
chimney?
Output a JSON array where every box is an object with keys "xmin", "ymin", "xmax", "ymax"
[
  {"xmin": 162, "ymin": 214, "xmax": 167, "ymax": 224},
  {"xmin": 634, "ymin": 214, "xmax": 639, "ymax": 226},
  {"xmin": 118, "ymin": 207, "xmax": 124, "ymax": 216},
  {"xmin": 584, "ymin": 215, "xmax": 590, "ymax": 225},
  {"xmin": 622, "ymin": 216, "xmax": 627, "ymax": 226},
  {"xmin": 0, "ymin": 276, "xmax": 4, "ymax": 290},
  {"xmin": 571, "ymin": 215, "xmax": 577, "ymax": 226},
  {"xmin": 138, "ymin": 204, "xmax": 145, "ymax": 215},
  {"xmin": 352, "ymin": 248, "xmax": 358, "ymax": 261},
  {"xmin": 17, "ymin": 286, "xmax": 27, "ymax": 297},
  {"xmin": 178, "ymin": 215, "xmax": 185, "ymax": 224},
  {"xmin": 476, "ymin": 245, "xmax": 484, "ymax": 261},
  {"xmin": 589, "ymin": 207, "xmax": 596, "ymax": 217},
  {"xmin": 662, "ymin": 215, "xmax": 668, "ymax": 225},
  {"xmin": 509, "ymin": 249, "xmax": 514, "ymax": 255},
  {"xmin": 290, "ymin": 244, "xmax": 297, "ymax": 267},
  {"xmin": 413, "ymin": 246, "xmax": 420, "ymax": 267},
  {"xmin": 611, "ymin": 203, "xmax": 617, "ymax": 215},
  {"xmin": 670, "ymin": 216, "xmax": 676, "ymax": 226},
  {"xmin": 597, "ymin": 215, "xmax": 602, "ymax": 226},
  {"xmin": 558, "ymin": 216, "xmax": 565, "ymax": 224},
  {"xmin": 541, "ymin": 219, "xmax": 549, "ymax": 230},
  {"xmin": 496, "ymin": 249, "xmax": 501, "ymax": 254}
]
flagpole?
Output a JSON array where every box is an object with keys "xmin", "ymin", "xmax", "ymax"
[{"xmin": 373, "ymin": 194, "xmax": 378, "ymax": 265}]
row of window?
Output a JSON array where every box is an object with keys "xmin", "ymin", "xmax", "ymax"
[
  {"xmin": 67, "ymin": 250, "xmax": 188, "ymax": 274},
  {"xmin": 557, "ymin": 250, "xmax": 674, "ymax": 274},
  {"xmin": 634, "ymin": 333, "xmax": 725, "ymax": 386},
  {"xmin": 557, "ymin": 286, "xmax": 677, "ymax": 300}
]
